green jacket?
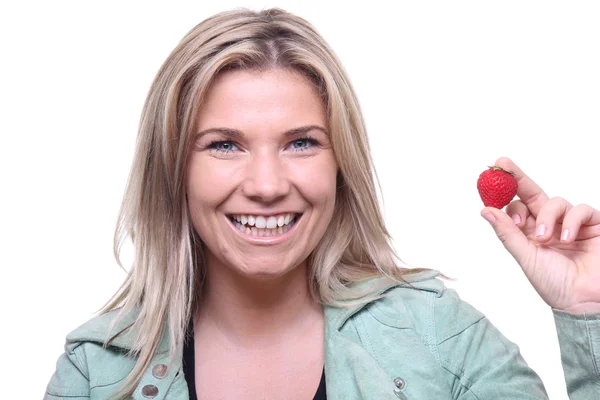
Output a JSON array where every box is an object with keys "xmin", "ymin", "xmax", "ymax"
[{"xmin": 45, "ymin": 271, "xmax": 600, "ymax": 399}]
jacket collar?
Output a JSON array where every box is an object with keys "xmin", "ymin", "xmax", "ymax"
[
  {"xmin": 66, "ymin": 306, "xmax": 171, "ymax": 353},
  {"xmin": 67, "ymin": 269, "xmax": 442, "ymax": 353},
  {"xmin": 324, "ymin": 269, "xmax": 443, "ymax": 332},
  {"xmin": 66, "ymin": 270, "xmax": 442, "ymax": 399}
]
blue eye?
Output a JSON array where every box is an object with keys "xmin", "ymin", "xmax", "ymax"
[
  {"xmin": 207, "ymin": 141, "xmax": 238, "ymax": 154},
  {"xmin": 206, "ymin": 136, "xmax": 320, "ymax": 155},
  {"xmin": 290, "ymin": 137, "xmax": 319, "ymax": 152}
]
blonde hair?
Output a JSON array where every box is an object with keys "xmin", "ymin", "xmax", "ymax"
[{"xmin": 103, "ymin": 7, "xmax": 432, "ymax": 398}]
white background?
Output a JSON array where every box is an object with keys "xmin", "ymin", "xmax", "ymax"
[{"xmin": 1, "ymin": 1, "xmax": 599, "ymax": 399}]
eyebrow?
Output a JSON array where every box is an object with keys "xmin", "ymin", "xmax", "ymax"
[{"xmin": 194, "ymin": 125, "xmax": 328, "ymax": 140}]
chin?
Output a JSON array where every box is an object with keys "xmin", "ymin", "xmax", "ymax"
[
  {"xmin": 237, "ymin": 266, "xmax": 292, "ymax": 280},
  {"xmin": 232, "ymin": 259, "xmax": 302, "ymax": 281}
]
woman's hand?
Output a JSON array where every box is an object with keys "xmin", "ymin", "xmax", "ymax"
[{"xmin": 480, "ymin": 157, "xmax": 600, "ymax": 314}]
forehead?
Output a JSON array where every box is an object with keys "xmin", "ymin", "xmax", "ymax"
[{"xmin": 195, "ymin": 68, "xmax": 326, "ymax": 131}]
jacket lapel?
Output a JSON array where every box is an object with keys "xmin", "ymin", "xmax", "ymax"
[
  {"xmin": 324, "ymin": 324, "xmax": 404, "ymax": 399},
  {"xmin": 323, "ymin": 270, "xmax": 442, "ymax": 400}
]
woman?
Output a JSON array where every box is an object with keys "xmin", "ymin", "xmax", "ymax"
[{"xmin": 45, "ymin": 8, "xmax": 600, "ymax": 400}]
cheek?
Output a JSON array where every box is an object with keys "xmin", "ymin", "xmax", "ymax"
[
  {"xmin": 186, "ymin": 157, "xmax": 230, "ymax": 203},
  {"xmin": 185, "ymin": 158, "xmax": 228, "ymax": 229},
  {"xmin": 294, "ymin": 155, "xmax": 338, "ymax": 210},
  {"xmin": 306, "ymin": 176, "xmax": 337, "ymax": 208}
]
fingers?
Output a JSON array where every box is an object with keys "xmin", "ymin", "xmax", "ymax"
[
  {"xmin": 494, "ymin": 157, "xmax": 550, "ymax": 218},
  {"xmin": 481, "ymin": 207, "xmax": 532, "ymax": 267},
  {"xmin": 506, "ymin": 197, "xmax": 600, "ymax": 244},
  {"xmin": 559, "ymin": 203, "xmax": 600, "ymax": 243},
  {"xmin": 505, "ymin": 200, "xmax": 530, "ymax": 228},
  {"xmin": 485, "ymin": 157, "xmax": 600, "ymax": 246},
  {"xmin": 534, "ymin": 197, "xmax": 573, "ymax": 243}
]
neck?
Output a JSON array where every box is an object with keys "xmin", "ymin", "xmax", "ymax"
[{"xmin": 196, "ymin": 256, "xmax": 323, "ymax": 349}]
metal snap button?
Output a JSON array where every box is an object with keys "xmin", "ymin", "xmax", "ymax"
[
  {"xmin": 393, "ymin": 377, "xmax": 406, "ymax": 389},
  {"xmin": 152, "ymin": 363, "xmax": 168, "ymax": 379},
  {"xmin": 142, "ymin": 384, "xmax": 159, "ymax": 398}
]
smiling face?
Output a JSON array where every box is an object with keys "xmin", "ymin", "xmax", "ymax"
[{"xmin": 186, "ymin": 68, "xmax": 338, "ymax": 281}]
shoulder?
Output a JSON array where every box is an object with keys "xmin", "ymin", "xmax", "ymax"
[
  {"xmin": 364, "ymin": 272, "xmax": 486, "ymax": 344},
  {"xmin": 46, "ymin": 308, "xmax": 141, "ymax": 396},
  {"xmin": 347, "ymin": 276, "xmax": 548, "ymax": 397},
  {"xmin": 47, "ymin": 308, "xmax": 185, "ymax": 399},
  {"xmin": 65, "ymin": 307, "xmax": 139, "ymax": 350}
]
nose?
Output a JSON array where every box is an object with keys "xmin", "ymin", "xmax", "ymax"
[{"xmin": 241, "ymin": 151, "xmax": 291, "ymax": 202}]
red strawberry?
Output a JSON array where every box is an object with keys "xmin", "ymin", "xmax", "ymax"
[{"xmin": 477, "ymin": 165, "xmax": 518, "ymax": 209}]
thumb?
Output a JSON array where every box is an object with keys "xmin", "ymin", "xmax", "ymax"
[{"xmin": 480, "ymin": 207, "xmax": 531, "ymax": 267}]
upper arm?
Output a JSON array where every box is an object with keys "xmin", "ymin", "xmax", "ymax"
[
  {"xmin": 44, "ymin": 345, "xmax": 90, "ymax": 399},
  {"xmin": 433, "ymin": 289, "xmax": 549, "ymax": 399}
]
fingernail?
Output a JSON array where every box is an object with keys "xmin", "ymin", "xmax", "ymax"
[
  {"xmin": 511, "ymin": 214, "xmax": 521, "ymax": 224},
  {"xmin": 482, "ymin": 212, "xmax": 496, "ymax": 224},
  {"xmin": 536, "ymin": 224, "xmax": 546, "ymax": 237},
  {"xmin": 561, "ymin": 229, "xmax": 570, "ymax": 242}
]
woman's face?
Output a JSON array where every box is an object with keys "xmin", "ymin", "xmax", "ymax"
[{"xmin": 187, "ymin": 68, "xmax": 338, "ymax": 280}]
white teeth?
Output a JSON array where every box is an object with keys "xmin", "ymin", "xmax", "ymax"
[
  {"xmin": 266, "ymin": 216, "xmax": 277, "ymax": 229},
  {"xmin": 255, "ymin": 216, "xmax": 266, "ymax": 229},
  {"xmin": 231, "ymin": 213, "xmax": 298, "ymax": 229},
  {"xmin": 233, "ymin": 219, "xmax": 294, "ymax": 237}
]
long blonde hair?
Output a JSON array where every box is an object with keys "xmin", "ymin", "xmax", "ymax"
[{"xmin": 103, "ymin": 7, "xmax": 432, "ymax": 398}]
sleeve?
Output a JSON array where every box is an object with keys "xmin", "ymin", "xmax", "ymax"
[
  {"xmin": 433, "ymin": 289, "xmax": 549, "ymax": 399},
  {"xmin": 552, "ymin": 309, "xmax": 600, "ymax": 399},
  {"xmin": 44, "ymin": 344, "xmax": 91, "ymax": 400}
]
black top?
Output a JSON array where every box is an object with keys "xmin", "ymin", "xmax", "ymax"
[{"xmin": 183, "ymin": 324, "xmax": 327, "ymax": 399}]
